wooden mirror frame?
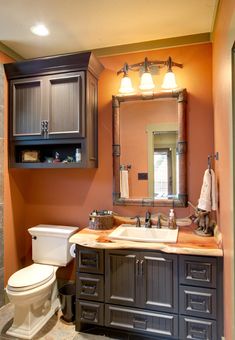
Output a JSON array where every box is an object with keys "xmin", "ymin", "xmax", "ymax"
[{"xmin": 112, "ymin": 88, "xmax": 187, "ymax": 207}]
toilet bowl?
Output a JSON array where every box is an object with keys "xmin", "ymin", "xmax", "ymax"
[
  {"xmin": 6, "ymin": 225, "xmax": 78, "ymax": 339},
  {"xmin": 6, "ymin": 264, "xmax": 60, "ymax": 339}
]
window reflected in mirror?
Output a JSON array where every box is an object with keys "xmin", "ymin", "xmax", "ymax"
[{"xmin": 153, "ymin": 131, "xmax": 179, "ymax": 199}]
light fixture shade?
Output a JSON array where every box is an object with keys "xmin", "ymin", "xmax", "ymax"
[
  {"xmin": 162, "ymin": 71, "xmax": 178, "ymax": 89},
  {"xmin": 119, "ymin": 75, "xmax": 134, "ymax": 94},
  {"xmin": 139, "ymin": 72, "xmax": 155, "ymax": 91}
]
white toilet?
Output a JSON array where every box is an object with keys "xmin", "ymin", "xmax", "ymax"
[{"xmin": 6, "ymin": 224, "xmax": 78, "ymax": 339}]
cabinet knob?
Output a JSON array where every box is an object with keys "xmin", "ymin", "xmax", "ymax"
[{"xmin": 81, "ymin": 310, "xmax": 96, "ymax": 321}]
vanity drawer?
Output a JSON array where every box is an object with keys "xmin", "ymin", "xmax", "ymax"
[
  {"xmin": 105, "ymin": 304, "xmax": 178, "ymax": 338},
  {"xmin": 76, "ymin": 300, "xmax": 104, "ymax": 325},
  {"xmin": 77, "ymin": 246, "xmax": 104, "ymax": 274},
  {"xmin": 179, "ymin": 256, "xmax": 217, "ymax": 288},
  {"xmin": 76, "ymin": 273, "xmax": 104, "ymax": 301},
  {"xmin": 180, "ymin": 286, "xmax": 216, "ymax": 319},
  {"xmin": 179, "ymin": 316, "xmax": 216, "ymax": 340}
]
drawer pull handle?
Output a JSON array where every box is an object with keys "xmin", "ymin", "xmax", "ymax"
[
  {"xmin": 133, "ymin": 317, "xmax": 147, "ymax": 330},
  {"xmin": 136, "ymin": 260, "xmax": 140, "ymax": 276},
  {"xmin": 191, "ymin": 326, "xmax": 206, "ymax": 337},
  {"xmin": 82, "ymin": 310, "xmax": 96, "ymax": 321},
  {"xmin": 81, "ymin": 284, "xmax": 96, "ymax": 295},
  {"xmin": 81, "ymin": 258, "xmax": 97, "ymax": 265},
  {"xmin": 140, "ymin": 260, "xmax": 144, "ymax": 276},
  {"xmin": 190, "ymin": 299, "xmax": 206, "ymax": 310},
  {"xmin": 191, "ymin": 269, "xmax": 207, "ymax": 274}
]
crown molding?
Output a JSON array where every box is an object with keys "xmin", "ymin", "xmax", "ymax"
[
  {"xmin": 0, "ymin": 42, "xmax": 24, "ymax": 61},
  {"xmin": 92, "ymin": 33, "xmax": 211, "ymax": 57}
]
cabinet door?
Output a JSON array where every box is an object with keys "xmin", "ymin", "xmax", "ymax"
[
  {"xmin": 11, "ymin": 77, "xmax": 45, "ymax": 140},
  {"xmin": 105, "ymin": 250, "xmax": 138, "ymax": 307},
  {"xmin": 47, "ymin": 72, "xmax": 85, "ymax": 139},
  {"xmin": 139, "ymin": 252, "xmax": 178, "ymax": 313}
]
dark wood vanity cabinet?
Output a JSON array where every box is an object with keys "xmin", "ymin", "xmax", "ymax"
[
  {"xmin": 4, "ymin": 52, "xmax": 103, "ymax": 168},
  {"xmin": 75, "ymin": 246, "xmax": 223, "ymax": 340}
]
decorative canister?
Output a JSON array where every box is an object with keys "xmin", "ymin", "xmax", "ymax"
[{"xmin": 89, "ymin": 210, "xmax": 113, "ymax": 230}]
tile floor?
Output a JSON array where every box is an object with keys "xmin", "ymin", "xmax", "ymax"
[{"xmin": 0, "ymin": 303, "xmax": 115, "ymax": 340}]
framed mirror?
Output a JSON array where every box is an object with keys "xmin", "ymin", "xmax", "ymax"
[{"xmin": 112, "ymin": 89, "xmax": 187, "ymax": 207}]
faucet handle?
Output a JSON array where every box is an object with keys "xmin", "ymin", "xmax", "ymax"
[
  {"xmin": 131, "ymin": 215, "xmax": 141, "ymax": 228},
  {"xmin": 145, "ymin": 211, "xmax": 151, "ymax": 220}
]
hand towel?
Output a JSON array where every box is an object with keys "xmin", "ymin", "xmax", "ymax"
[
  {"xmin": 211, "ymin": 169, "xmax": 218, "ymax": 211},
  {"xmin": 198, "ymin": 169, "xmax": 217, "ymax": 211},
  {"xmin": 120, "ymin": 169, "xmax": 129, "ymax": 198}
]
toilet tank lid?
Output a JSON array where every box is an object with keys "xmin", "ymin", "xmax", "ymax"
[{"xmin": 28, "ymin": 225, "xmax": 79, "ymax": 238}]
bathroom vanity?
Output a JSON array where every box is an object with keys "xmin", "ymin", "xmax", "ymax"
[{"xmin": 70, "ymin": 225, "xmax": 223, "ymax": 340}]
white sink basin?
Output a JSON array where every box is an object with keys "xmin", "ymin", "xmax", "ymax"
[{"xmin": 109, "ymin": 224, "xmax": 178, "ymax": 243}]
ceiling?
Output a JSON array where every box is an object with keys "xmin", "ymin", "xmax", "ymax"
[{"xmin": 0, "ymin": 0, "xmax": 218, "ymax": 59}]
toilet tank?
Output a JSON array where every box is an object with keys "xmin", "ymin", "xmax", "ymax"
[{"xmin": 28, "ymin": 225, "xmax": 79, "ymax": 266}]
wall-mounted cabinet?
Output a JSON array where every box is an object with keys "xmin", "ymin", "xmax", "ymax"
[{"xmin": 4, "ymin": 52, "xmax": 103, "ymax": 168}]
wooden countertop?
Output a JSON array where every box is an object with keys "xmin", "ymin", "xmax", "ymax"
[{"xmin": 70, "ymin": 224, "xmax": 223, "ymax": 257}]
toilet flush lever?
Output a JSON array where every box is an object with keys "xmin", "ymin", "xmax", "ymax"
[{"xmin": 32, "ymin": 236, "xmax": 37, "ymax": 240}]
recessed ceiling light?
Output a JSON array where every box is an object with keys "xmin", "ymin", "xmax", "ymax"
[{"xmin": 30, "ymin": 24, "xmax": 49, "ymax": 37}]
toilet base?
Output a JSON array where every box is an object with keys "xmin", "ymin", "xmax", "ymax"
[{"xmin": 6, "ymin": 297, "xmax": 60, "ymax": 339}]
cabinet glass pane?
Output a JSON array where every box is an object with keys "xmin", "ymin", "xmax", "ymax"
[
  {"xmin": 13, "ymin": 81, "xmax": 41, "ymax": 136},
  {"xmin": 49, "ymin": 76, "xmax": 80, "ymax": 134}
]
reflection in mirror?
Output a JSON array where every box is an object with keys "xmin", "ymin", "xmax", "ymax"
[
  {"xmin": 153, "ymin": 131, "xmax": 178, "ymax": 198},
  {"xmin": 113, "ymin": 89, "xmax": 187, "ymax": 207}
]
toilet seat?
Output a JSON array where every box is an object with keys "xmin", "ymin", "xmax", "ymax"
[{"xmin": 7, "ymin": 263, "xmax": 55, "ymax": 292}]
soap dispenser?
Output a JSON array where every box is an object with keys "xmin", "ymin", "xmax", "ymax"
[{"xmin": 168, "ymin": 209, "xmax": 176, "ymax": 229}]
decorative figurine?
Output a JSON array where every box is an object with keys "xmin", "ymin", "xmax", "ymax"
[
  {"xmin": 53, "ymin": 152, "xmax": 61, "ymax": 163},
  {"xmin": 188, "ymin": 202, "xmax": 216, "ymax": 237},
  {"xmin": 62, "ymin": 156, "xmax": 74, "ymax": 163}
]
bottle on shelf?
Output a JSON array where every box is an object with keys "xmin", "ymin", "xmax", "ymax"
[{"xmin": 75, "ymin": 148, "xmax": 81, "ymax": 163}]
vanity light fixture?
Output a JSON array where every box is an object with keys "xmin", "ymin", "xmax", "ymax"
[
  {"xmin": 30, "ymin": 23, "xmax": 50, "ymax": 36},
  {"xmin": 118, "ymin": 63, "xmax": 134, "ymax": 94},
  {"xmin": 117, "ymin": 56, "xmax": 183, "ymax": 94}
]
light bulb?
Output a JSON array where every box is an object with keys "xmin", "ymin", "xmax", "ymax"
[
  {"xmin": 139, "ymin": 72, "xmax": 155, "ymax": 91},
  {"xmin": 119, "ymin": 75, "xmax": 134, "ymax": 94},
  {"xmin": 162, "ymin": 71, "xmax": 178, "ymax": 89}
]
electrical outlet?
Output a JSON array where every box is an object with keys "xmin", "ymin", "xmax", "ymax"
[{"xmin": 138, "ymin": 172, "xmax": 148, "ymax": 180}]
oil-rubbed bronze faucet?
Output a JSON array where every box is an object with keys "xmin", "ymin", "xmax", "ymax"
[
  {"xmin": 131, "ymin": 216, "xmax": 141, "ymax": 228},
  {"xmin": 156, "ymin": 213, "xmax": 162, "ymax": 228},
  {"xmin": 145, "ymin": 211, "xmax": 152, "ymax": 228}
]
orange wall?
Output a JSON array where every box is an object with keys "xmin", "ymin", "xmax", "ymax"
[
  {"xmin": 3, "ymin": 43, "xmax": 214, "ymax": 283},
  {"xmin": 1, "ymin": 52, "xmax": 31, "ymax": 283},
  {"xmin": 99, "ymin": 43, "xmax": 214, "ymax": 216},
  {"xmin": 213, "ymin": 1, "xmax": 235, "ymax": 338}
]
